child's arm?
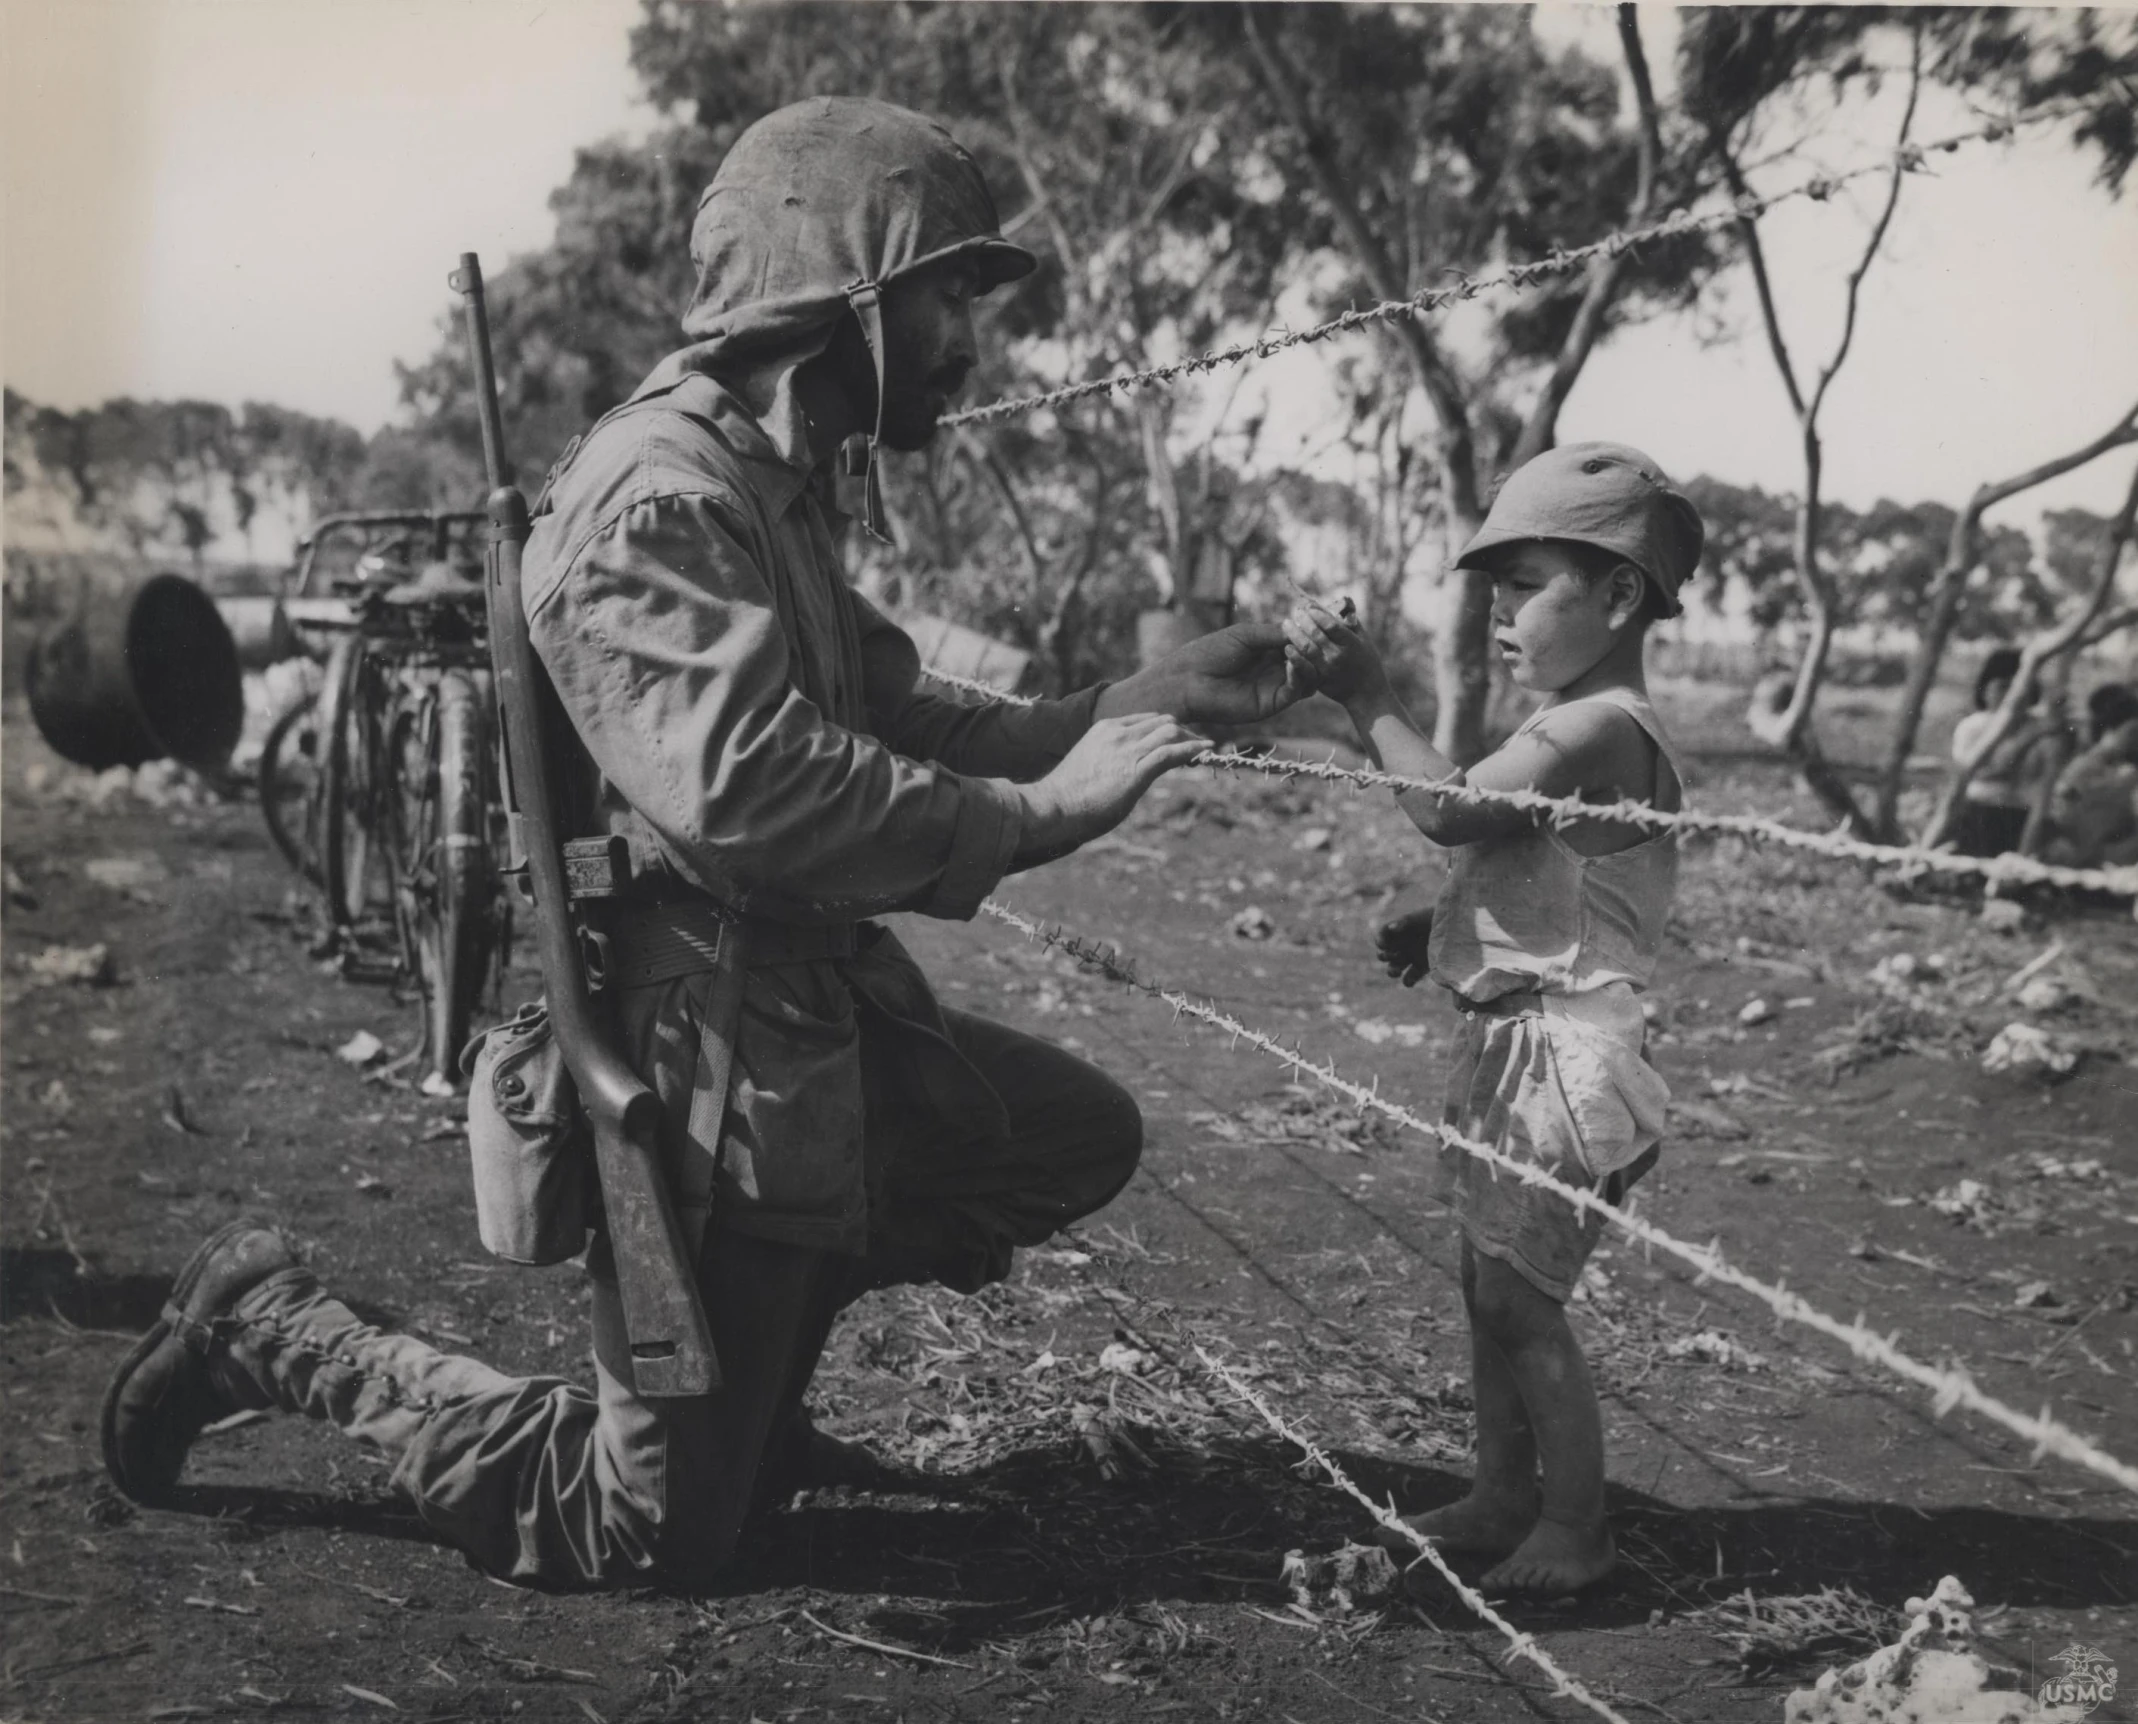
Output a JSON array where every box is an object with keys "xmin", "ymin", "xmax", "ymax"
[{"xmin": 1284, "ymin": 602, "xmax": 1655, "ymax": 848}]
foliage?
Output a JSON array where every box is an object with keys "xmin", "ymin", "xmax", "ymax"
[
  {"xmin": 1687, "ymin": 474, "xmax": 2076, "ymax": 641},
  {"xmin": 387, "ymin": 2, "xmax": 1736, "ymax": 697},
  {"xmin": 1929, "ymin": 7, "xmax": 2138, "ymax": 192},
  {"xmin": 1681, "ymin": 7, "xmax": 2136, "ymax": 187},
  {"xmin": 1676, "ymin": 6, "xmax": 2136, "ymax": 839},
  {"xmin": 3, "ymin": 388, "xmax": 370, "ymax": 564},
  {"xmin": 1215, "ymin": 2, "xmax": 1716, "ymax": 442}
]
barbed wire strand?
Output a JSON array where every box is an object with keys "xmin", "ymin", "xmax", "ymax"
[
  {"xmin": 1193, "ymin": 1341, "xmax": 1636, "ymax": 1724},
  {"xmin": 945, "ymin": 105, "xmax": 2089, "ymax": 431},
  {"xmin": 915, "ymin": 667, "xmax": 2138, "ymax": 898},
  {"xmin": 1049, "ymin": 1244, "xmax": 1631, "ymax": 1719},
  {"xmin": 978, "ymin": 897, "xmax": 2138, "ymax": 1500},
  {"xmin": 1058, "ymin": 1244, "xmax": 1637, "ymax": 1718},
  {"xmin": 1194, "ymin": 746, "xmax": 2138, "ymax": 898}
]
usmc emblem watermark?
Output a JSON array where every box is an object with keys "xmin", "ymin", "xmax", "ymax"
[{"xmin": 2040, "ymin": 1644, "xmax": 2120, "ymax": 1716}]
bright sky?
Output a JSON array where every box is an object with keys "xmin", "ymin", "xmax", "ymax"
[
  {"xmin": 5, "ymin": 0, "xmax": 2136, "ymax": 524},
  {"xmin": 4, "ymin": 0, "xmax": 655, "ymax": 430}
]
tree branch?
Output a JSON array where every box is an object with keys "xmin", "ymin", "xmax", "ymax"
[
  {"xmin": 2077, "ymin": 604, "xmax": 2138, "ymax": 653},
  {"xmin": 1873, "ymin": 397, "xmax": 2138, "ymax": 832},
  {"xmin": 996, "ymin": 46, "xmax": 1085, "ymax": 296},
  {"xmin": 1236, "ymin": 4, "xmax": 1480, "ymax": 518},
  {"xmin": 958, "ymin": 431, "xmax": 1047, "ymax": 595},
  {"xmin": 1806, "ymin": 30, "xmax": 1921, "ymax": 430},
  {"xmin": 1716, "ymin": 145, "xmax": 1807, "ymax": 423},
  {"xmin": 1925, "ymin": 458, "xmax": 2138, "ymax": 847},
  {"xmin": 1511, "ymin": 4, "xmax": 1663, "ymax": 465}
]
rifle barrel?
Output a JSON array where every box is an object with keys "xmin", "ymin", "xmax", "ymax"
[{"xmin": 451, "ymin": 252, "xmax": 512, "ymax": 489}]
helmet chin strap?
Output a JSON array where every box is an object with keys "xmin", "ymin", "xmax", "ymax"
[{"xmin": 843, "ymin": 280, "xmax": 893, "ymax": 545}]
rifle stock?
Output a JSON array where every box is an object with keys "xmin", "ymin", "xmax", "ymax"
[{"xmin": 450, "ymin": 252, "xmax": 718, "ymax": 1398}]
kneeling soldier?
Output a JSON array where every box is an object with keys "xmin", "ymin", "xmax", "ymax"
[{"xmin": 103, "ymin": 97, "xmax": 1306, "ymax": 1588}]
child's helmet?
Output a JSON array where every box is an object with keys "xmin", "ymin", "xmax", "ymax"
[{"xmin": 1456, "ymin": 443, "xmax": 1704, "ymax": 617}]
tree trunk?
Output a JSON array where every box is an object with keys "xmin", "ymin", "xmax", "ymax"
[
  {"xmin": 1426, "ymin": 490, "xmax": 1492, "ymax": 762},
  {"xmin": 1237, "ymin": 7, "xmax": 1497, "ymax": 759},
  {"xmin": 1873, "ymin": 404, "xmax": 2138, "ymax": 838},
  {"xmin": 1713, "ymin": 48, "xmax": 1917, "ymax": 845},
  {"xmin": 1873, "ymin": 546, "xmax": 1972, "ymax": 840}
]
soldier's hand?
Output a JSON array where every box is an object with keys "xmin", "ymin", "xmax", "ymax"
[
  {"xmin": 1094, "ymin": 622, "xmax": 1310, "ymax": 727},
  {"xmin": 1013, "ymin": 715, "xmax": 1208, "ymax": 868}
]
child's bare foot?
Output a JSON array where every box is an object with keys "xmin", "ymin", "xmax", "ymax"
[
  {"xmin": 1372, "ymin": 1490, "xmax": 1537, "ymax": 1561},
  {"xmin": 1477, "ymin": 1514, "xmax": 1616, "ymax": 1597}
]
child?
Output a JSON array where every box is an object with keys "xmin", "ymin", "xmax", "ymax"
[{"xmin": 1284, "ymin": 442, "xmax": 1702, "ymax": 1598}]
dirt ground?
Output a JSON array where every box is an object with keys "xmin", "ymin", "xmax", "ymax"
[{"xmin": 4, "ymin": 683, "xmax": 2135, "ymax": 1724}]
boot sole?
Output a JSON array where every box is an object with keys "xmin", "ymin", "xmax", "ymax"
[{"xmin": 98, "ymin": 1219, "xmax": 275, "ymax": 1499}]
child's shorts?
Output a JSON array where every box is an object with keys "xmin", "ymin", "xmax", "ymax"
[{"xmin": 1439, "ymin": 984, "xmax": 1670, "ymax": 1303}]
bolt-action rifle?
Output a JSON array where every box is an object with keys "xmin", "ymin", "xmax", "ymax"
[{"xmin": 449, "ymin": 252, "xmax": 717, "ymax": 1398}]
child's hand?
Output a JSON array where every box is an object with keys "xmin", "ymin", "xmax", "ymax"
[
  {"xmin": 1283, "ymin": 600, "xmax": 1387, "ymax": 706},
  {"xmin": 1375, "ymin": 906, "xmax": 1434, "ymax": 987}
]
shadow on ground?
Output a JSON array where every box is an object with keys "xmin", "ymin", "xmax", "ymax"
[
  {"xmin": 711, "ymin": 1437, "xmax": 2138, "ymax": 1652},
  {"xmin": 2, "ymin": 1247, "xmax": 171, "ymax": 1332}
]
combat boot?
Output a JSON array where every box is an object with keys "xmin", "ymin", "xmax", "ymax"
[
  {"xmin": 750, "ymin": 1406, "xmax": 921, "ymax": 1517},
  {"xmin": 100, "ymin": 1220, "xmax": 300, "ymax": 1501}
]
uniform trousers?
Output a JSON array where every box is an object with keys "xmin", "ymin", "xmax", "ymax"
[{"xmin": 203, "ymin": 1004, "xmax": 1140, "ymax": 1587}]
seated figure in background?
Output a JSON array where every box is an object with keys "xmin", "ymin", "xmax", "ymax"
[
  {"xmin": 1947, "ymin": 647, "xmax": 2062, "ymax": 858},
  {"xmin": 2043, "ymin": 682, "xmax": 2138, "ymax": 868}
]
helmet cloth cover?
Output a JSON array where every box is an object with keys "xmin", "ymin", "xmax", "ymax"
[
  {"xmin": 1455, "ymin": 442, "xmax": 1705, "ymax": 618},
  {"xmin": 681, "ymin": 97, "xmax": 1036, "ymax": 537}
]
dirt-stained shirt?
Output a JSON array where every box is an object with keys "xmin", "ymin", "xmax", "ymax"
[{"xmin": 518, "ymin": 356, "xmax": 1099, "ymax": 1253}]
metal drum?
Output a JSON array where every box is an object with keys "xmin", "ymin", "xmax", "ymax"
[
  {"xmin": 213, "ymin": 594, "xmax": 296, "ymax": 670},
  {"xmin": 26, "ymin": 573, "xmax": 244, "ymax": 771}
]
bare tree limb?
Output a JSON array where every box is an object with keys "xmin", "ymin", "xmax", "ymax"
[
  {"xmin": 1237, "ymin": 2, "xmax": 1500, "ymax": 757},
  {"xmin": 1806, "ymin": 30, "xmax": 1922, "ymax": 429},
  {"xmin": 1236, "ymin": 4, "xmax": 1480, "ymax": 520},
  {"xmin": 1511, "ymin": 4, "xmax": 1663, "ymax": 465},
  {"xmin": 958, "ymin": 430, "xmax": 1047, "ymax": 596},
  {"xmin": 1873, "ymin": 396, "xmax": 2138, "ymax": 834},
  {"xmin": 1728, "ymin": 40, "xmax": 1925, "ymax": 840},
  {"xmin": 1716, "ymin": 149, "xmax": 1808, "ymax": 423},
  {"xmin": 2077, "ymin": 603, "xmax": 2138, "ymax": 653}
]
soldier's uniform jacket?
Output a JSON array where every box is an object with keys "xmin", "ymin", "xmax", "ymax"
[
  {"xmin": 522, "ymin": 354, "xmax": 1097, "ymax": 1258},
  {"xmin": 516, "ymin": 96, "xmax": 1089, "ymax": 1265}
]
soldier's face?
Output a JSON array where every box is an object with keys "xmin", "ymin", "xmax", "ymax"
[{"xmin": 876, "ymin": 259, "xmax": 981, "ymax": 451}]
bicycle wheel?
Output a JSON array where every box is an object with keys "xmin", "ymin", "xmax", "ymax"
[
  {"xmin": 258, "ymin": 697, "xmax": 325, "ymax": 884},
  {"xmin": 396, "ymin": 671, "xmax": 497, "ymax": 1081},
  {"xmin": 319, "ymin": 638, "xmax": 392, "ymax": 930}
]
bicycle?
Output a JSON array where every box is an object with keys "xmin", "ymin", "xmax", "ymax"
[{"xmin": 260, "ymin": 512, "xmax": 512, "ymax": 1084}]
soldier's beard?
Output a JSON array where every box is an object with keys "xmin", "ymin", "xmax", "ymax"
[{"xmin": 878, "ymin": 367, "xmax": 966, "ymax": 453}]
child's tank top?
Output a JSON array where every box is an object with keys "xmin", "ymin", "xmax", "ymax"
[{"xmin": 1427, "ymin": 686, "xmax": 1682, "ymax": 1005}]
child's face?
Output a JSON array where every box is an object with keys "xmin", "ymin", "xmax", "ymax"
[{"xmin": 1486, "ymin": 543, "xmax": 1629, "ymax": 692}]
